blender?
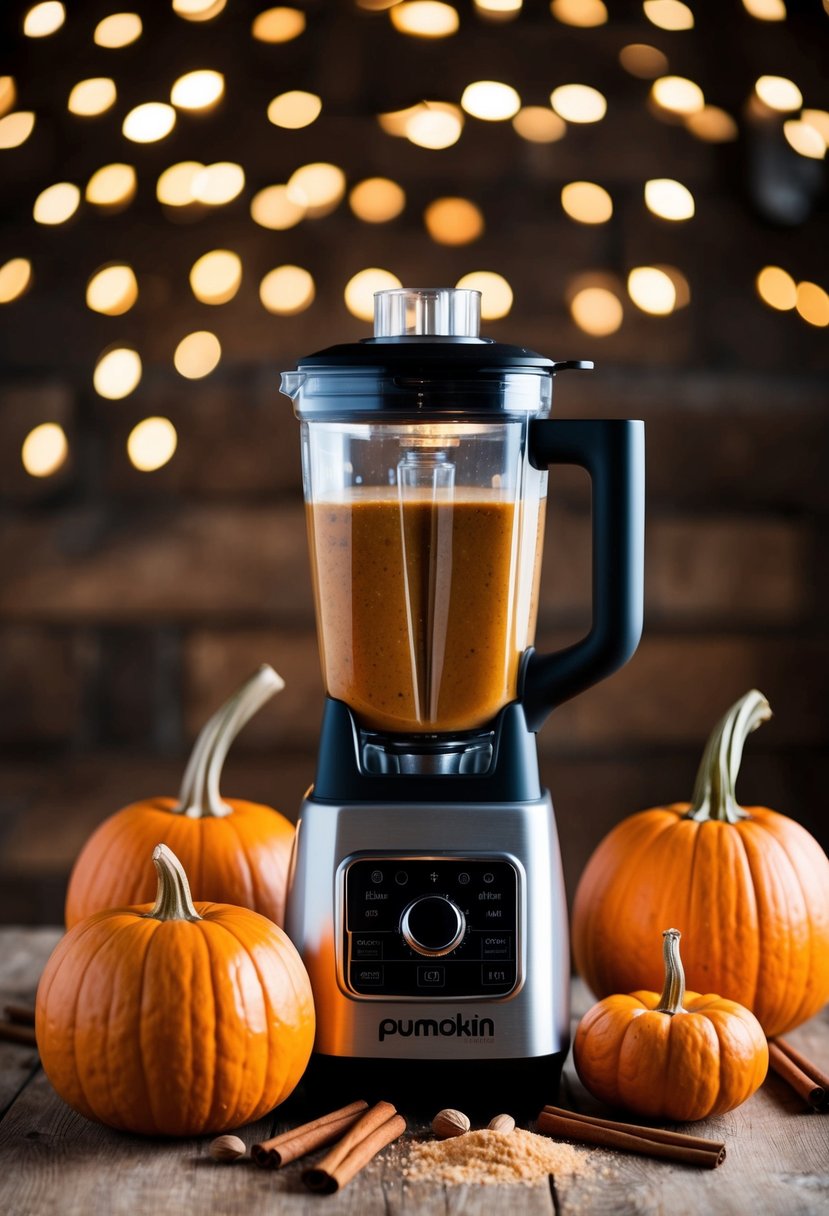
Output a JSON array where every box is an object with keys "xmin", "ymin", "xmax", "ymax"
[{"xmin": 282, "ymin": 287, "xmax": 644, "ymax": 1108}]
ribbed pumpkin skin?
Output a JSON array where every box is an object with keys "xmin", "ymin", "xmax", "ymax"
[
  {"xmin": 36, "ymin": 901, "xmax": 315, "ymax": 1136},
  {"xmin": 572, "ymin": 804, "xmax": 829, "ymax": 1037},
  {"xmin": 574, "ymin": 988, "xmax": 769, "ymax": 1121},
  {"xmin": 65, "ymin": 798, "xmax": 295, "ymax": 929}
]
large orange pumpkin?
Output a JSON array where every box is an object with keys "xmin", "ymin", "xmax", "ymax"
[
  {"xmin": 572, "ymin": 690, "xmax": 829, "ymax": 1037},
  {"xmin": 574, "ymin": 928, "xmax": 768, "ymax": 1121},
  {"xmin": 38, "ymin": 844, "xmax": 315, "ymax": 1136},
  {"xmin": 66, "ymin": 665, "xmax": 295, "ymax": 928}
]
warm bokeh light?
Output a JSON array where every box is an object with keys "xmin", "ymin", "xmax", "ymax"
[
  {"xmin": 619, "ymin": 44, "xmax": 669, "ymax": 79},
  {"xmin": 627, "ymin": 266, "xmax": 677, "ymax": 314},
  {"xmin": 643, "ymin": 0, "xmax": 694, "ymax": 30},
  {"xmin": 475, "ymin": 0, "xmax": 522, "ymax": 17},
  {"xmin": 0, "ymin": 77, "xmax": 16, "ymax": 120},
  {"xmin": 644, "ymin": 177, "xmax": 695, "ymax": 221},
  {"xmin": 561, "ymin": 181, "xmax": 612, "ymax": 224},
  {"xmin": 349, "ymin": 178, "xmax": 406, "ymax": 223},
  {"xmin": 783, "ymin": 119, "xmax": 825, "ymax": 159},
  {"xmin": 802, "ymin": 109, "xmax": 829, "ymax": 144},
  {"xmin": 742, "ymin": 0, "xmax": 786, "ymax": 18},
  {"xmin": 33, "ymin": 182, "xmax": 80, "ymax": 225},
  {"xmin": 461, "ymin": 81, "xmax": 521, "ymax": 121},
  {"xmin": 23, "ymin": 2, "xmax": 65, "ymax": 37},
  {"xmin": 22, "ymin": 423, "xmax": 68, "ymax": 478},
  {"xmin": 170, "ymin": 70, "xmax": 225, "ymax": 110},
  {"xmin": 94, "ymin": 13, "xmax": 143, "ymax": 48},
  {"xmin": 189, "ymin": 250, "xmax": 242, "ymax": 304},
  {"xmin": 654, "ymin": 264, "xmax": 691, "ymax": 308},
  {"xmin": 390, "ymin": 2, "xmax": 459, "ymax": 37},
  {"xmin": 174, "ymin": 331, "xmax": 222, "ymax": 378},
  {"xmin": 456, "ymin": 271, "xmax": 513, "ymax": 319},
  {"xmin": 755, "ymin": 75, "xmax": 802, "ymax": 112},
  {"xmin": 68, "ymin": 78, "xmax": 117, "ymax": 116},
  {"xmin": 651, "ymin": 76, "xmax": 704, "ymax": 115},
  {"xmin": 378, "ymin": 104, "xmax": 421, "ymax": 137},
  {"xmin": 756, "ymin": 266, "xmax": 797, "ymax": 310},
  {"xmin": 251, "ymin": 7, "xmax": 306, "ymax": 42},
  {"xmin": 0, "ymin": 111, "xmax": 36, "ymax": 149},
  {"xmin": 260, "ymin": 265, "xmax": 315, "ymax": 315},
  {"xmin": 192, "ymin": 162, "xmax": 245, "ymax": 204},
  {"xmin": 86, "ymin": 163, "xmax": 136, "ymax": 209},
  {"xmin": 157, "ymin": 161, "xmax": 204, "ymax": 206},
  {"xmin": 287, "ymin": 162, "xmax": 346, "ymax": 216},
  {"xmin": 550, "ymin": 84, "xmax": 606, "ymax": 123},
  {"xmin": 512, "ymin": 106, "xmax": 566, "ymax": 142},
  {"xmin": 127, "ymin": 418, "xmax": 177, "ymax": 472},
  {"xmin": 424, "ymin": 197, "xmax": 484, "ymax": 245},
  {"xmin": 686, "ymin": 106, "xmax": 738, "ymax": 142},
  {"xmin": 0, "ymin": 258, "xmax": 32, "ymax": 304},
  {"xmin": 86, "ymin": 264, "xmax": 138, "ymax": 316},
  {"xmin": 267, "ymin": 90, "xmax": 322, "ymax": 129},
  {"xmin": 122, "ymin": 102, "xmax": 176, "ymax": 143},
  {"xmin": 344, "ymin": 268, "xmax": 403, "ymax": 321},
  {"xmin": 570, "ymin": 286, "xmax": 623, "ymax": 336},
  {"xmin": 405, "ymin": 103, "xmax": 464, "ymax": 148},
  {"xmin": 173, "ymin": 0, "xmax": 228, "ymax": 19},
  {"xmin": 94, "ymin": 347, "xmax": 142, "ymax": 399},
  {"xmin": 551, "ymin": 0, "xmax": 607, "ymax": 26},
  {"xmin": 795, "ymin": 281, "xmax": 829, "ymax": 327},
  {"xmin": 250, "ymin": 184, "xmax": 305, "ymax": 229}
]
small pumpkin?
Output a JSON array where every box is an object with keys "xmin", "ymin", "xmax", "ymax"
[
  {"xmin": 572, "ymin": 690, "xmax": 829, "ymax": 1037},
  {"xmin": 574, "ymin": 928, "xmax": 768, "ymax": 1121},
  {"xmin": 38, "ymin": 844, "xmax": 315, "ymax": 1136},
  {"xmin": 66, "ymin": 665, "xmax": 295, "ymax": 928}
]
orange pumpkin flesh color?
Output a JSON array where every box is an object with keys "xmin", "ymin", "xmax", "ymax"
[
  {"xmin": 572, "ymin": 691, "xmax": 829, "ymax": 1037},
  {"xmin": 37, "ymin": 844, "xmax": 315, "ymax": 1137},
  {"xmin": 573, "ymin": 928, "xmax": 769, "ymax": 1121},
  {"xmin": 65, "ymin": 666, "xmax": 295, "ymax": 928}
]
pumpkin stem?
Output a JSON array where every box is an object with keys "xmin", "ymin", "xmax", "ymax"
[
  {"xmin": 145, "ymin": 844, "xmax": 202, "ymax": 922},
  {"xmin": 685, "ymin": 689, "xmax": 771, "ymax": 824},
  {"xmin": 173, "ymin": 665, "xmax": 285, "ymax": 818},
  {"xmin": 655, "ymin": 928, "xmax": 686, "ymax": 1015}
]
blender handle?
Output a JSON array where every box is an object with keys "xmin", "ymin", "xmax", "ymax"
[{"xmin": 521, "ymin": 418, "xmax": 645, "ymax": 732}]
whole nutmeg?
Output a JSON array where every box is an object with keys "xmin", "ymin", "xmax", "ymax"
[
  {"xmin": 431, "ymin": 1108, "xmax": 471, "ymax": 1139},
  {"xmin": 209, "ymin": 1134, "xmax": 247, "ymax": 1162},
  {"xmin": 488, "ymin": 1114, "xmax": 516, "ymax": 1133}
]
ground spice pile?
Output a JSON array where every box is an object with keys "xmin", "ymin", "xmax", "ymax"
[{"xmin": 404, "ymin": 1128, "xmax": 592, "ymax": 1186}]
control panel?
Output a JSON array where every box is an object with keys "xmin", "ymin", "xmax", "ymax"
[{"xmin": 342, "ymin": 856, "xmax": 519, "ymax": 998}]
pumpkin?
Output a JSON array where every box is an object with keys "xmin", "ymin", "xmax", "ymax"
[
  {"xmin": 37, "ymin": 844, "xmax": 315, "ymax": 1136},
  {"xmin": 572, "ymin": 690, "xmax": 829, "ymax": 1037},
  {"xmin": 574, "ymin": 928, "xmax": 768, "ymax": 1121},
  {"xmin": 66, "ymin": 665, "xmax": 295, "ymax": 928}
]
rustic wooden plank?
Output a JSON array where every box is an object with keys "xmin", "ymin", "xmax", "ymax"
[{"xmin": 0, "ymin": 929, "xmax": 59, "ymax": 1116}]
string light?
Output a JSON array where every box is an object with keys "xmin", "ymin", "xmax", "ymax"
[
  {"xmin": 405, "ymin": 103, "xmax": 463, "ymax": 148},
  {"xmin": 23, "ymin": 2, "xmax": 65, "ymax": 37},
  {"xmin": 157, "ymin": 162, "xmax": 204, "ymax": 206},
  {"xmin": 795, "ymin": 281, "xmax": 829, "ymax": 327},
  {"xmin": 170, "ymin": 70, "xmax": 224, "ymax": 110},
  {"xmin": 174, "ymin": 331, "xmax": 221, "ymax": 378},
  {"xmin": 686, "ymin": 106, "xmax": 738, "ymax": 142},
  {"xmin": 456, "ymin": 271, "xmax": 512, "ymax": 319},
  {"xmin": 344, "ymin": 268, "xmax": 402, "ymax": 321},
  {"xmin": 645, "ymin": 178, "xmax": 695, "ymax": 221},
  {"xmin": 22, "ymin": 423, "xmax": 68, "ymax": 477},
  {"xmin": 783, "ymin": 120, "xmax": 825, "ymax": 159},
  {"xmin": 86, "ymin": 163, "xmax": 136, "ymax": 209},
  {"xmin": 654, "ymin": 264, "xmax": 690, "ymax": 308},
  {"xmin": 251, "ymin": 7, "xmax": 306, "ymax": 42},
  {"xmin": 651, "ymin": 76, "xmax": 704, "ymax": 115},
  {"xmin": 424, "ymin": 197, "xmax": 484, "ymax": 244},
  {"xmin": 191, "ymin": 162, "xmax": 245, "ymax": 204},
  {"xmin": 287, "ymin": 163, "xmax": 346, "ymax": 216},
  {"xmin": 268, "ymin": 90, "xmax": 322, "ymax": 129},
  {"xmin": 68, "ymin": 78, "xmax": 117, "ymax": 116},
  {"xmin": 378, "ymin": 105, "xmax": 421, "ymax": 137},
  {"xmin": 0, "ymin": 258, "xmax": 33, "ymax": 304},
  {"xmin": 561, "ymin": 181, "xmax": 612, "ymax": 224},
  {"xmin": 33, "ymin": 182, "xmax": 80, "ymax": 225},
  {"xmin": 512, "ymin": 106, "xmax": 565, "ymax": 142},
  {"xmin": 569, "ymin": 285, "xmax": 623, "ymax": 336},
  {"xmin": 0, "ymin": 111, "xmax": 35, "ymax": 149},
  {"xmin": 802, "ymin": 110, "xmax": 829, "ymax": 144},
  {"xmin": 122, "ymin": 102, "xmax": 176, "ymax": 143},
  {"xmin": 0, "ymin": 77, "xmax": 16, "ymax": 119},
  {"xmin": 461, "ymin": 81, "xmax": 521, "ymax": 121},
  {"xmin": 643, "ymin": 1, "xmax": 694, "ymax": 30},
  {"xmin": 550, "ymin": 85, "xmax": 606, "ymax": 123},
  {"xmin": 94, "ymin": 13, "xmax": 143, "ymax": 48},
  {"xmin": 551, "ymin": 0, "xmax": 607, "ymax": 27},
  {"xmin": 756, "ymin": 266, "xmax": 797, "ymax": 310},
  {"xmin": 619, "ymin": 44, "xmax": 669, "ymax": 79},
  {"xmin": 190, "ymin": 250, "xmax": 243, "ymax": 304},
  {"xmin": 250, "ymin": 184, "xmax": 305, "ymax": 229},
  {"xmin": 627, "ymin": 266, "xmax": 677, "ymax": 314},
  {"xmin": 755, "ymin": 75, "xmax": 802, "ymax": 112},
  {"xmin": 94, "ymin": 347, "xmax": 142, "ymax": 399},
  {"xmin": 127, "ymin": 417, "xmax": 177, "ymax": 472},
  {"xmin": 260, "ymin": 265, "xmax": 315, "ymax": 314},
  {"xmin": 390, "ymin": 2, "xmax": 459, "ymax": 37},
  {"xmin": 474, "ymin": 0, "xmax": 522, "ymax": 18},
  {"xmin": 173, "ymin": 0, "xmax": 228, "ymax": 19},
  {"xmin": 742, "ymin": 0, "xmax": 786, "ymax": 18},
  {"xmin": 349, "ymin": 178, "xmax": 406, "ymax": 223},
  {"xmin": 86, "ymin": 264, "xmax": 138, "ymax": 315}
]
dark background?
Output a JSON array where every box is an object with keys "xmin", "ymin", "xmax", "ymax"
[{"xmin": 1, "ymin": 0, "xmax": 828, "ymax": 922}]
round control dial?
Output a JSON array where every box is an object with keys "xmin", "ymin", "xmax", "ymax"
[{"xmin": 400, "ymin": 896, "xmax": 466, "ymax": 957}]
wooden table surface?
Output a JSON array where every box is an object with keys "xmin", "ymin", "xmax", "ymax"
[{"xmin": 0, "ymin": 927, "xmax": 826, "ymax": 1216}]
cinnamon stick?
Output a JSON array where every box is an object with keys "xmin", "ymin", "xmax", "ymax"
[
  {"xmin": 303, "ymin": 1101, "xmax": 406, "ymax": 1193},
  {"xmin": 0, "ymin": 1022, "xmax": 37, "ymax": 1047},
  {"xmin": 3, "ymin": 1004, "xmax": 35, "ymax": 1027},
  {"xmin": 252, "ymin": 1099, "xmax": 369, "ymax": 1168},
  {"xmin": 768, "ymin": 1040, "xmax": 828, "ymax": 1112},
  {"xmin": 537, "ymin": 1108, "xmax": 725, "ymax": 1169}
]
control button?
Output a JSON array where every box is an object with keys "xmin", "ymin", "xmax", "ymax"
[
  {"xmin": 401, "ymin": 896, "xmax": 466, "ymax": 957},
  {"xmin": 481, "ymin": 933, "xmax": 512, "ymax": 959},
  {"xmin": 458, "ymin": 872, "xmax": 470, "ymax": 885},
  {"xmin": 370, "ymin": 869, "xmax": 384, "ymax": 885},
  {"xmin": 483, "ymin": 871, "xmax": 495, "ymax": 884},
  {"xmin": 482, "ymin": 965, "xmax": 514, "ymax": 987},
  {"xmin": 429, "ymin": 871, "xmax": 439, "ymax": 883},
  {"xmin": 352, "ymin": 935, "xmax": 384, "ymax": 960},
  {"xmin": 352, "ymin": 965, "xmax": 384, "ymax": 987},
  {"xmin": 394, "ymin": 870, "xmax": 409, "ymax": 886},
  {"xmin": 417, "ymin": 965, "xmax": 445, "ymax": 988}
]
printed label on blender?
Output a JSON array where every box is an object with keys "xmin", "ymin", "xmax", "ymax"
[{"xmin": 378, "ymin": 1014, "xmax": 495, "ymax": 1042}]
